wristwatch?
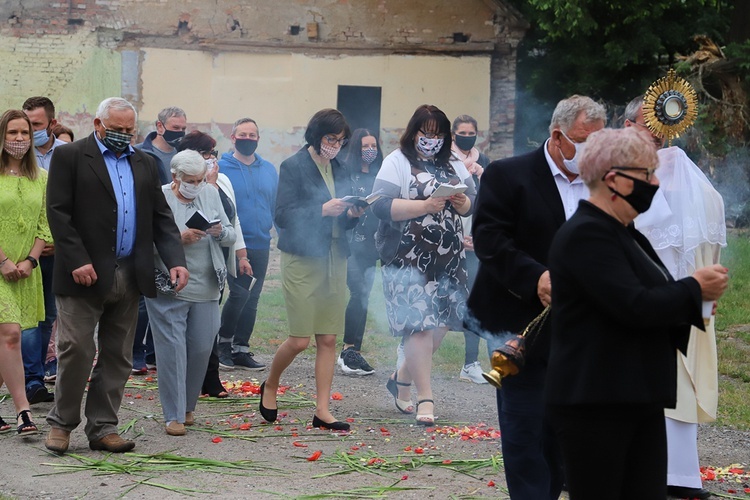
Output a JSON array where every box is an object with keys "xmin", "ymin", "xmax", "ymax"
[{"xmin": 25, "ymin": 255, "xmax": 39, "ymax": 268}]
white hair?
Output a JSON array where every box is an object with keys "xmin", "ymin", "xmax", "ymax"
[
  {"xmin": 549, "ymin": 95, "xmax": 607, "ymax": 135},
  {"xmin": 96, "ymin": 97, "xmax": 138, "ymax": 122},
  {"xmin": 170, "ymin": 150, "xmax": 207, "ymax": 179}
]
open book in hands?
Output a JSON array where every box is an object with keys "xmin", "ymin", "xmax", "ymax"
[
  {"xmin": 430, "ymin": 182, "xmax": 468, "ymax": 198},
  {"xmin": 185, "ymin": 209, "xmax": 221, "ymax": 231},
  {"xmin": 341, "ymin": 189, "xmax": 385, "ymax": 208}
]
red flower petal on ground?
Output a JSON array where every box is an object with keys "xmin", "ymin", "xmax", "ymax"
[
  {"xmin": 211, "ymin": 437, "xmax": 222, "ymax": 443},
  {"xmin": 727, "ymin": 489, "xmax": 737, "ymax": 494},
  {"xmin": 350, "ymin": 446, "xmax": 360, "ymax": 451},
  {"xmin": 346, "ymin": 418, "xmax": 355, "ymax": 423},
  {"xmin": 414, "ymin": 447, "xmax": 424, "ymax": 454},
  {"xmin": 293, "ymin": 441, "xmax": 308, "ymax": 447},
  {"xmin": 442, "ymin": 460, "xmax": 452, "ymax": 464},
  {"xmin": 307, "ymin": 450, "xmax": 322, "ymax": 461},
  {"xmin": 331, "ymin": 392, "xmax": 343, "ymax": 400},
  {"xmin": 239, "ymin": 423, "xmax": 251, "ymax": 430},
  {"xmin": 274, "ymin": 425, "xmax": 283, "ymax": 431},
  {"xmin": 487, "ymin": 480, "xmax": 495, "ymax": 487},
  {"xmin": 404, "ymin": 446, "xmax": 412, "ymax": 452},
  {"xmin": 401, "ymin": 475, "xmax": 408, "ymax": 480}
]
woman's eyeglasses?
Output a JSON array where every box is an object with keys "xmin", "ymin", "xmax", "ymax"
[
  {"xmin": 323, "ymin": 135, "xmax": 348, "ymax": 146},
  {"xmin": 610, "ymin": 166, "xmax": 656, "ymax": 181}
]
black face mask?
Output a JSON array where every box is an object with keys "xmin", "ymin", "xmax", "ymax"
[
  {"xmin": 161, "ymin": 129, "xmax": 185, "ymax": 146},
  {"xmin": 235, "ymin": 138, "xmax": 258, "ymax": 157},
  {"xmin": 454, "ymin": 134, "xmax": 477, "ymax": 152},
  {"xmin": 609, "ymin": 172, "xmax": 659, "ymax": 214}
]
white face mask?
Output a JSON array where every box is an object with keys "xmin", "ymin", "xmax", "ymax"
[
  {"xmin": 558, "ymin": 130, "xmax": 585, "ymax": 174},
  {"xmin": 178, "ymin": 180, "xmax": 206, "ymax": 199}
]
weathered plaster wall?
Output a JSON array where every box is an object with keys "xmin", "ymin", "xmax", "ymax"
[
  {"xmin": 0, "ymin": 0, "xmax": 525, "ymax": 161},
  {"xmin": 138, "ymin": 48, "xmax": 491, "ymax": 165}
]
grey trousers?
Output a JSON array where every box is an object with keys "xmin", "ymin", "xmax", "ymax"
[
  {"xmin": 47, "ymin": 259, "xmax": 140, "ymax": 440},
  {"xmin": 145, "ymin": 295, "xmax": 219, "ymax": 423}
]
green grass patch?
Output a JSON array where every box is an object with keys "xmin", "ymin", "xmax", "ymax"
[{"xmin": 249, "ymin": 236, "xmax": 749, "ymax": 430}]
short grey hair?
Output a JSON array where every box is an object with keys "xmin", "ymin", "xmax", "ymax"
[
  {"xmin": 623, "ymin": 95, "xmax": 644, "ymax": 123},
  {"xmin": 170, "ymin": 150, "xmax": 207, "ymax": 179},
  {"xmin": 548, "ymin": 95, "xmax": 607, "ymax": 135},
  {"xmin": 96, "ymin": 97, "xmax": 138, "ymax": 122},
  {"xmin": 232, "ymin": 117, "xmax": 258, "ymax": 136},
  {"xmin": 157, "ymin": 106, "xmax": 186, "ymax": 126}
]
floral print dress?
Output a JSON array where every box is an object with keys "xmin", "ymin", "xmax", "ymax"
[{"xmin": 381, "ymin": 160, "xmax": 468, "ymax": 337}]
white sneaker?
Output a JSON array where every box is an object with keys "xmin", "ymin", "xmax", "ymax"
[{"xmin": 459, "ymin": 361, "xmax": 488, "ymax": 384}]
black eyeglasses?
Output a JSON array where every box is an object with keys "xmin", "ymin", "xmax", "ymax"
[
  {"xmin": 418, "ymin": 130, "xmax": 445, "ymax": 139},
  {"xmin": 323, "ymin": 135, "xmax": 348, "ymax": 147},
  {"xmin": 608, "ymin": 166, "xmax": 656, "ymax": 181},
  {"xmin": 199, "ymin": 149, "xmax": 218, "ymax": 159}
]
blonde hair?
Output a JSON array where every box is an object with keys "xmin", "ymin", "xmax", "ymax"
[
  {"xmin": 579, "ymin": 127, "xmax": 659, "ymax": 186},
  {"xmin": 0, "ymin": 109, "xmax": 39, "ymax": 180}
]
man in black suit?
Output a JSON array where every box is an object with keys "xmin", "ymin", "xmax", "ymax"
[
  {"xmin": 44, "ymin": 97, "xmax": 189, "ymax": 455},
  {"xmin": 468, "ymin": 95, "xmax": 606, "ymax": 499}
]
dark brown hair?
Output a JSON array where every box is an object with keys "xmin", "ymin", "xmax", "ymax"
[
  {"xmin": 176, "ymin": 130, "xmax": 217, "ymax": 154},
  {"xmin": 304, "ymin": 108, "xmax": 350, "ymax": 155},
  {"xmin": 22, "ymin": 96, "xmax": 56, "ymax": 121},
  {"xmin": 400, "ymin": 104, "xmax": 452, "ymax": 167},
  {"xmin": 51, "ymin": 123, "xmax": 74, "ymax": 142},
  {"xmin": 339, "ymin": 128, "xmax": 383, "ymax": 171}
]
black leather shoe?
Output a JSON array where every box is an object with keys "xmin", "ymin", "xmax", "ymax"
[
  {"xmin": 667, "ymin": 485, "xmax": 711, "ymax": 499},
  {"xmin": 312, "ymin": 415, "xmax": 350, "ymax": 431},
  {"xmin": 259, "ymin": 381, "xmax": 277, "ymax": 423}
]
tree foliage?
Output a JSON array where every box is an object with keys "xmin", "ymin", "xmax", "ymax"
[{"xmin": 509, "ymin": 0, "xmax": 736, "ymax": 149}]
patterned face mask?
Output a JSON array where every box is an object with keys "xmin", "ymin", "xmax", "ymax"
[
  {"xmin": 3, "ymin": 140, "xmax": 31, "ymax": 159},
  {"xmin": 416, "ymin": 136, "xmax": 444, "ymax": 158},
  {"xmin": 361, "ymin": 147, "xmax": 378, "ymax": 164},
  {"xmin": 319, "ymin": 142, "xmax": 341, "ymax": 160},
  {"xmin": 101, "ymin": 127, "xmax": 133, "ymax": 154}
]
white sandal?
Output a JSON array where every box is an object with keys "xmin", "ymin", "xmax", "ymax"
[{"xmin": 415, "ymin": 399, "xmax": 435, "ymax": 426}]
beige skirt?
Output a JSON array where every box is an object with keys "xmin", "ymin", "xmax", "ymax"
[{"xmin": 280, "ymin": 246, "xmax": 348, "ymax": 337}]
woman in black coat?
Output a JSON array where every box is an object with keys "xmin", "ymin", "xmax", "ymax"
[{"xmin": 545, "ymin": 127, "xmax": 728, "ymax": 500}]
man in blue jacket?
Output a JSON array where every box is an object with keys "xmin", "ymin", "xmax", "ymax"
[{"xmin": 217, "ymin": 118, "xmax": 278, "ymax": 370}]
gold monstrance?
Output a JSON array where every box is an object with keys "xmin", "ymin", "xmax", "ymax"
[{"xmin": 642, "ymin": 68, "xmax": 698, "ymax": 146}]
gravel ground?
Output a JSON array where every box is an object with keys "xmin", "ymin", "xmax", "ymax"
[{"xmin": 0, "ymin": 356, "xmax": 748, "ymax": 499}]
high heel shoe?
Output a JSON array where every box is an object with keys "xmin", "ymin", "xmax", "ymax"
[
  {"xmin": 386, "ymin": 372, "xmax": 414, "ymax": 414},
  {"xmin": 259, "ymin": 381, "xmax": 277, "ymax": 423},
  {"xmin": 415, "ymin": 399, "xmax": 435, "ymax": 426},
  {"xmin": 312, "ymin": 415, "xmax": 350, "ymax": 431}
]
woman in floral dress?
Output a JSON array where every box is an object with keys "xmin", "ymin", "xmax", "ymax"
[{"xmin": 371, "ymin": 105, "xmax": 476, "ymax": 425}]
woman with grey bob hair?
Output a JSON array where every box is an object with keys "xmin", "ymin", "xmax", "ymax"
[
  {"xmin": 544, "ymin": 127, "xmax": 728, "ymax": 499},
  {"xmin": 145, "ymin": 149, "xmax": 236, "ymax": 436}
]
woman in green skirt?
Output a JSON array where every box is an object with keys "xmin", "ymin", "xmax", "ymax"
[{"xmin": 260, "ymin": 109, "xmax": 363, "ymax": 431}]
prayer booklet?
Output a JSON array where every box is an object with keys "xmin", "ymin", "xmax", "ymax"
[
  {"xmin": 185, "ymin": 210, "xmax": 220, "ymax": 231},
  {"xmin": 430, "ymin": 182, "xmax": 468, "ymax": 198},
  {"xmin": 341, "ymin": 189, "xmax": 385, "ymax": 208}
]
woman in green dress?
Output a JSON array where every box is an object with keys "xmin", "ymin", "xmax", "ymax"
[
  {"xmin": 260, "ymin": 109, "xmax": 363, "ymax": 430},
  {"xmin": 0, "ymin": 109, "xmax": 51, "ymax": 435}
]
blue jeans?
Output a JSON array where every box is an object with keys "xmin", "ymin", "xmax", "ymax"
[
  {"xmin": 218, "ymin": 249, "xmax": 269, "ymax": 353},
  {"xmin": 22, "ymin": 255, "xmax": 56, "ymax": 390},
  {"xmin": 131, "ymin": 296, "xmax": 155, "ymax": 367}
]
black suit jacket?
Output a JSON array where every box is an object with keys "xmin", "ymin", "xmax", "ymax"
[
  {"xmin": 275, "ymin": 147, "xmax": 356, "ymax": 257},
  {"xmin": 47, "ymin": 133, "xmax": 186, "ymax": 298},
  {"xmin": 468, "ymin": 146, "xmax": 565, "ymax": 363},
  {"xmin": 545, "ymin": 201, "xmax": 701, "ymax": 407}
]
